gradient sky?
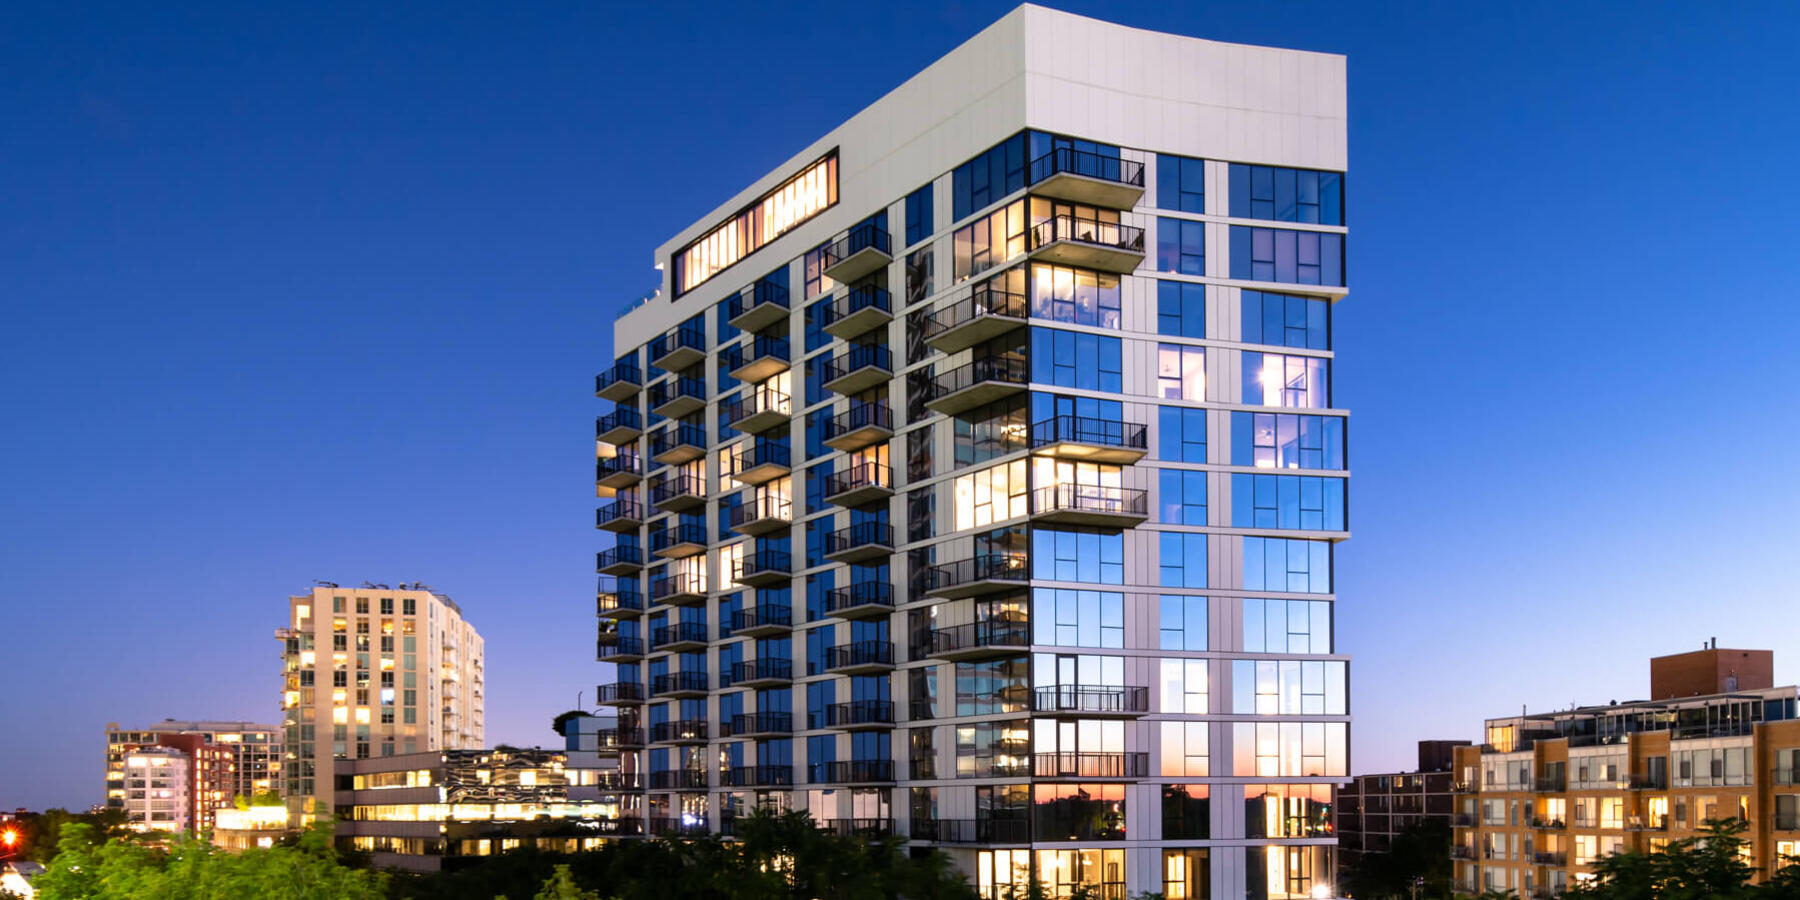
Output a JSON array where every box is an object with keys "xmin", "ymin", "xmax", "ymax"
[{"xmin": 4, "ymin": 1, "xmax": 1799, "ymax": 811}]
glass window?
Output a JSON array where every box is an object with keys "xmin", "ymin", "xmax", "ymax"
[
  {"xmin": 1159, "ymin": 722, "xmax": 1209, "ymax": 777},
  {"xmin": 1242, "ymin": 598, "xmax": 1331, "ymax": 654},
  {"xmin": 1032, "ymin": 588, "xmax": 1124, "ymax": 649},
  {"xmin": 1230, "ymin": 474, "xmax": 1346, "ymax": 531},
  {"xmin": 1159, "ymin": 533, "xmax": 1207, "ymax": 588},
  {"xmin": 1031, "ymin": 327, "xmax": 1121, "ymax": 393},
  {"xmin": 1232, "ymin": 660, "xmax": 1347, "ymax": 715},
  {"xmin": 1159, "ymin": 470, "xmax": 1208, "ymax": 525},
  {"xmin": 1240, "ymin": 352, "xmax": 1327, "ymax": 409},
  {"xmin": 906, "ymin": 247, "xmax": 935, "ymax": 308},
  {"xmin": 953, "ymin": 200, "xmax": 1026, "ymax": 283},
  {"xmin": 1029, "ymin": 263, "xmax": 1120, "ymax": 328},
  {"xmin": 904, "ymin": 183, "xmax": 934, "ymax": 247},
  {"xmin": 1158, "ymin": 595, "xmax": 1207, "ymax": 651},
  {"xmin": 1229, "ymin": 226, "xmax": 1345, "ymax": 286},
  {"xmin": 1157, "ymin": 218, "xmax": 1204, "ymax": 276},
  {"xmin": 1032, "ymin": 530, "xmax": 1124, "ymax": 585},
  {"xmin": 1157, "ymin": 154, "xmax": 1206, "ymax": 214},
  {"xmin": 1243, "ymin": 538, "xmax": 1331, "ymax": 594},
  {"xmin": 1163, "ymin": 785, "xmax": 1210, "ymax": 840},
  {"xmin": 1228, "ymin": 164, "xmax": 1343, "ymax": 225},
  {"xmin": 1230, "ymin": 412, "xmax": 1343, "ymax": 470},
  {"xmin": 952, "ymin": 132, "xmax": 1028, "ymax": 223},
  {"xmin": 954, "ymin": 460, "xmax": 1027, "ymax": 530},
  {"xmin": 1157, "ymin": 280, "xmax": 1205, "ymax": 338},
  {"xmin": 1232, "ymin": 722, "xmax": 1347, "ymax": 777},
  {"xmin": 1159, "ymin": 407, "xmax": 1207, "ymax": 463},
  {"xmin": 1157, "ymin": 344, "xmax": 1205, "ymax": 400},
  {"xmin": 1033, "ymin": 785, "xmax": 1126, "ymax": 841},
  {"xmin": 803, "ymin": 243, "xmax": 836, "ymax": 300},
  {"xmin": 1163, "ymin": 849, "xmax": 1210, "ymax": 900},
  {"xmin": 1241, "ymin": 290, "xmax": 1328, "ymax": 350},
  {"xmin": 1160, "ymin": 659, "xmax": 1208, "ymax": 714}
]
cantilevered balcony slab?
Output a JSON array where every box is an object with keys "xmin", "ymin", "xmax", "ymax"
[
  {"xmin": 822, "ymin": 346, "xmax": 893, "ymax": 396},
  {"xmin": 924, "ymin": 283, "xmax": 1029, "ymax": 354},
  {"xmin": 820, "ymin": 226, "xmax": 893, "ymax": 285},
  {"xmin": 822, "ymin": 287, "xmax": 892, "ymax": 340},
  {"xmin": 1028, "ymin": 485, "xmax": 1149, "ymax": 529},
  {"xmin": 1027, "ymin": 148, "xmax": 1146, "ymax": 209},
  {"xmin": 1024, "ymin": 215, "xmax": 1145, "ymax": 274},
  {"xmin": 1028, "ymin": 415, "xmax": 1148, "ymax": 464},
  {"xmin": 924, "ymin": 554, "xmax": 1029, "ymax": 600},
  {"xmin": 925, "ymin": 357, "xmax": 1028, "ymax": 416},
  {"xmin": 823, "ymin": 404, "xmax": 893, "ymax": 453},
  {"xmin": 824, "ymin": 463, "xmax": 893, "ymax": 508}
]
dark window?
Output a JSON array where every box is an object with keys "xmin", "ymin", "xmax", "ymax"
[
  {"xmin": 1228, "ymin": 164, "xmax": 1343, "ymax": 225},
  {"xmin": 1156, "ymin": 281, "xmax": 1206, "ymax": 338},
  {"xmin": 908, "ymin": 487, "xmax": 935, "ymax": 542},
  {"xmin": 1229, "ymin": 226, "xmax": 1345, "ymax": 286},
  {"xmin": 907, "ymin": 425, "xmax": 933, "ymax": 482},
  {"xmin": 1157, "ymin": 154, "xmax": 1206, "ymax": 213},
  {"xmin": 952, "ymin": 133, "xmax": 1028, "ymax": 222},
  {"xmin": 905, "ymin": 183, "xmax": 934, "ymax": 247},
  {"xmin": 1241, "ymin": 290, "xmax": 1329, "ymax": 350},
  {"xmin": 1157, "ymin": 218, "xmax": 1204, "ymax": 276},
  {"xmin": 1162, "ymin": 784, "xmax": 1210, "ymax": 839}
]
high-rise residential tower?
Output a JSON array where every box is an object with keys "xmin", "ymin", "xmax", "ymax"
[
  {"xmin": 593, "ymin": 8, "xmax": 1349, "ymax": 897},
  {"xmin": 279, "ymin": 582, "xmax": 485, "ymax": 817}
]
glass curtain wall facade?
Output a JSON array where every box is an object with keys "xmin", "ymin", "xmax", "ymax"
[{"xmin": 593, "ymin": 9, "xmax": 1349, "ymax": 898}]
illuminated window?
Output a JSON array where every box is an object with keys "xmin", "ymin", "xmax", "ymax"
[
  {"xmin": 952, "ymin": 200, "xmax": 1025, "ymax": 282},
  {"xmin": 1157, "ymin": 344, "xmax": 1206, "ymax": 400},
  {"xmin": 976, "ymin": 849, "xmax": 1031, "ymax": 900},
  {"xmin": 1028, "ymin": 263, "xmax": 1119, "ymax": 328},
  {"xmin": 1232, "ymin": 660, "xmax": 1346, "ymax": 715},
  {"xmin": 954, "ymin": 460, "xmax": 1026, "ymax": 530},
  {"xmin": 1232, "ymin": 722, "xmax": 1347, "ymax": 777},
  {"xmin": 1256, "ymin": 844, "xmax": 1333, "ymax": 900},
  {"xmin": 1035, "ymin": 848, "xmax": 1125, "ymax": 895},
  {"xmin": 1160, "ymin": 659, "xmax": 1208, "ymax": 714}
]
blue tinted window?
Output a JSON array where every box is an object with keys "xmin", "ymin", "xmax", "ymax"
[
  {"xmin": 1243, "ymin": 597, "xmax": 1332, "ymax": 654},
  {"xmin": 1156, "ymin": 280, "xmax": 1206, "ymax": 338},
  {"xmin": 804, "ymin": 300, "xmax": 829, "ymax": 352},
  {"xmin": 805, "ymin": 355, "xmax": 829, "ymax": 406},
  {"xmin": 719, "ymin": 493, "xmax": 741, "ymax": 541},
  {"xmin": 1229, "ymin": 226, "xmax": 1344, "ymax": 286},
  {"xmin": 1243, "ymin": 537, "xmax": 1331, "ymax": 593},
  {"xmin": 1159, "ymin": 470, "xmax": 1208, "ymax": 525},
  {"xmin": 717, "ymin": 304, "xmax": 740, "ymax": 344},
  {"xmin": 952, "ymin": 133, "xmax": 1029, "ymax": 222},
  {"xmin": 1240, "ymin": 352, "xmax": 1328, "ymax": 409},
  {"xmin": 905, "ymin": 183, "xmax": 934, "ymax": 247},
  {"xmin": 1230, "ymin": 412, "xmax": 1344, "ymax": 470},
  {"xmin": 1158, "ymin": 533, "xmax": 1208, "ymax": 588},
  {"xmin": 805, "ymin": 520, "xmax": 824, "ymax": 568},
  {"xmin": 805, "ymin": 459, "xmax": 832, "ymax": 514},
  {"xmin": 1158, "ymin": 407, "xmax": 1207, "ymax": 463},
  {"xmin": 717, "ymin": 390, "xmax": 740, "ymax": 442},
  {"xmin": 806, "ymin": 410, "xmax": 829, "ymax": 458},
  {"xmin": 806, "ymin": 626, "xmax": 831, "ymax": 677},
  {"xmin": 1156, "ymin": 218, "xmax": 1205, "ymax": 276},
  {"xmin": 1241, "ymin": 290, "xmax": 1329, "ymax": 350},
  {"xmin": 1231, "ymin": 473, "xmax": 1346, "ymax": 531},
  {"xmin": 1157, "ymin": 154, "xmax": 1206, "ymax": 214},
  {"xmin": 1032, "ymin": 392, "xmax": 1122, "ymax": 426},
  {"xmin": 1159, "ymin": 595, "xmax": 1208, "ymax": 651},
  {"xmin": 1030, "ymin": 327, "xmax": 1121, "ymax": 393},
  {"xmin": 1031, "ymin": 528, "xmax": 1123, "ymax": 584},
  {"xmin": 806, "ymin": 571, "xmax": 834, "ymax": 623},
  {"xmin": 1228, "ymin": 164, "xmax": 1343, "ymax": 225}
]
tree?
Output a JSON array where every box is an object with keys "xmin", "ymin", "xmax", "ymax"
[
  {"xmin": 31, "ymin": 821, "xmax": 388, "ymax": 900},
  {"xmin": 1346, "ymin": 818, "xmax": 1454, "ymax": 899}
]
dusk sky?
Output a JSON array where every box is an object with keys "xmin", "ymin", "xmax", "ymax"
[{"xmin": 4, "ymin": 1, "xmax": 1799, "ymax": 812}]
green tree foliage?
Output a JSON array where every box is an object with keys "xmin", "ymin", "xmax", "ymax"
[
  {"xmin": 30, "ymin": 821, "xmax": 387, "ymax": 900},
  {"xmin": 13, "ymin": 807, "xmax": 129, "ymax": 864},
  {"xmin": 1450, "ymin": 819, "xmax": 1800, "ymax": 900},
  {"xmin": 1345, "ymin": 818, "xmax": 1455, "ymax": 898}
]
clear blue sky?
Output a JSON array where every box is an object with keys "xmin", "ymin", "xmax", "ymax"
[{"xmin": 3, "ymin": 0, "xmax": 1798, "ymax": 811}]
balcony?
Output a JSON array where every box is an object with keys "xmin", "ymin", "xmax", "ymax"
[
  {"xmin": 650, "ymin": 325, "xmax": 707, "ymax": 372},
  {"xmin": 721, "ymin": 712, "xmax": 793, "ymax": 739},
  {"xmin": 651, "ymin": 671, "xmax": 709, "ymax": 698},
  {"xmin": 1535, "ymin": 776, "xmax": 1567, "ymax": 793},
  {"xmin": 594, "ymin": 361, "xmax": 643, "ymax": 403},
  {"xmin": 925, "ymin": 280, "xmax": 1029, "ymax": 355},
  {"xmin": 728, "ymin": 335, "xmax": 792, "ymax": 384},
  {"xmin": 911, "ymin": 818, "xmax": 1031, "ymax": 845},
  {"xmin": 823, "ymin": 581, "xmax": 895, "ymax": 621},
  {"xmin": 595, "ymin": 770, "xmax": 642, "ymax": 789},
  {"xmin": 649, "ymin": 719, "xmax": 709, "ymax": 744},
  {"xmin": 595, "ymin": 498, "xmax": 647, "ymax": 532},
  {"xmin": 732, "ymin": 549, "xmax": 793, "ymax": 588},
  {"xmin": 594, "ymin": 727, "xmax": 645, "ymax": 754},
  {"xmin": 649, "ymin": 376, "xmax": 707, "ymax": 420},
  {"xmin": 812, "ymin": 759, "xmax": 895, "ymax": 785},
  {"xmin": 650, "ymin": 474, "xmax": 705, "ymax": 513},
  {"xmin": 922, "ymin": 619, "xmax": 1031, "ymax": 661},
  {"xmin": 1450, "ymin": 846, "xmax": 1476, "ymax": 861},
  {"xmin": 824, "ymin": 462, "xmax": 892, "ymax": 509},
  {"xmin": 647, "ymin": 771, "xmax": 709, "ymax": 792},
  {"xmin": 1025, "ymin": 214, "xmax": 1145, "ymax": 273},
  {"xmin": 595, "ymin": 453, "xmax": 642, "ymax": 490},
  {"xmin": 1032, "ymin": 685, "xmax": 1150, "ymax": 717},
  {"xmin": 646, "ymin": 815, "xmax": 709, "ymax": 837},
  {"xmin": 730, "ymin": 604, "xmax": 791, "ymax": 638},
  {"xmin": 1533, "ymin": 851, "xmax": 1567, "ymax": 867},
  {"xmin": 823, "ymin": 403, "xmax": 893, "ymax": 452},
  {"xmin": 728, "ymin": 281, "xmax": 791, "ymax": 332},
  {"xmin": 595, "ymin": 681, "xmax": 646, "ymax": 706},
  {"xmin": 1032, "ymin": 751, "xmax": 1150, "ymax": 780},
  {"xmin": 729, "ymin": 657, "xmax": 793, "ymax": 688},
  {"xmin": 824, "ymin": 521, "xmax": 894, "ymax": 564},
  {"xmin": 825, "ymin": 641, "xmax": 896, "ymax": 676},
  {"xmin": 595, "ymin": 408, "xmax": 643, "ymax": 446},
  {"xmin": 926, "ymin": 356, "xmax": 1028, "ymax": 416},
  {"xmin": 823, "ymin": 345, "xmax": 894, "ymax": 396},
  {"xmin": 649, "ymin": 573, "xmax": 707, "ymax": 607},
  {"xmin": 1029, "ymin": 484, "xmax": 1148, "ymax": 528},
  {"xmin": 1030, "ymin": 415, "xmax": 1149, "ymax": 464},
  {"xmin": 651, "ymin": 621, "xmax": 708, "ymax": 653},
  {"xmin": 724, "ymin": 387, "xmax": 791, "ymax": 435},
  {"xmin": 724, "ymin": 764, "xmax": 795, "ymax": 788},
  {"xmin": 815, "ymin": 819, "xmax": 895, "ymax": 839},
  {"xmin": 596, "ymin": 637, "xmax": 644, "ymax": 663},
  {"xmin": 1529, "ymin": 816, "xmax": 1565, "ymax": 829},
  {"xmin": 820, "ymin": 223, "xmax": 893, "ymax": 285},
  {"xmin": 596, "ymin": 579, "xmax": 644, "ymax": 618},
  {"xmin": 650, "ymin": 423, "xmax": 707, "ymax": 465},
  {"xmin": 727, "ymin": 441, "xmax": 791, "ymax": 485},
  {"xmin": 729, "ymin": 495, "xmax": 792, "ymax": 537},
  {"xmin": 650, "ymin": 523, "xmax": 707, "ymax": 559},
  {"xmin": 925, "ymin": 553, "xmax": 1029, "ymax": 599},
  {"xmin": 595, "ymin": 546, "xmax": 644, "ymax": 576},
  {"xmin": 823, "ymin": 286, "xmax": 893, "ymax": 340},
  {"xmin": 1027, "ymin": 147, "xmax": 1146, "ymax": 209}
]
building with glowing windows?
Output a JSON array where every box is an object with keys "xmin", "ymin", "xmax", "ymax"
[
  {"xmin": 593, "ymin": 7, "xmax": 1349, "ymax": 898},
  {"xmin": 104, "ymin": 720, "xmax": 282, "ymax": 832},
  {"xmin": 279, "ymin": 582, "xmax": 485, "ymax": 819}
]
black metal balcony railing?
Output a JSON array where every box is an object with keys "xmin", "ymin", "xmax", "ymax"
[
  {"xmin": 650, "ymin": 325, "xmax": 706, "ymax": 362},
  {"xmin": 812, "ymin": 759, "xmax": 895, "ymax": 784},
  {"xmin": 647, "ymin": 771, "xmax": 709, "ymax": 792},
  {"xmin": 595, "ymin": 361, "xmax": 643, "ymax": 395},
  {"xmin": 724, "ymin": 388, "xmax": 791, "ymax": 425},
  {"xmin": 595, "ymin": 580, "xmax": 644, "ymax": 616},
  {"xmin": 729, "ymin": 657, "xmax": 793, "ymax": 684},
  {"xmin": 912, "ymin": 818, "xmax": 1031, "ymax": 844},
  {"xmin": 727, "ymin": 335, "xmax": 790, "ymax": 370},
  {"xmin": 728, "ymin": 441, "xmax": 792, "ymax": 475},
  {"xmin": 651, "ymin": 671, "xmax": 709, "ymax": 695},
  {"xmin": 595, "ymin": 407, "xmax": 642, "ymax": 436},
  {"xmin": 594, "ymin": 770, "xmax": 642, "ymax": 790},
  {"xmin": 1030, "ymin": 484, "xmax": 1148, "ymax": 518},
  {"xmin": 926, "ymin": 553, "xmax": 1030, "ymax": 593},
  {"xmin": 1533, "ymin": 851, "xmax": 1567, "ymax": 866},
  {"xmin": 825, "ymin": 522, "xmax": 894, "ymax": 556},
  {"xmin": 1027, "ymin": 214, "xmax": 1145, "ymax": 254},
  {"xmin": 825, "ymin": 402, "xmax": 892, "ymax": 439},
  {"xmin": 824, "ymin": 286, "xmax": 891, "ymax": 327},
  {"xmin": 824, "ymin": 581, "xmax": 895, "ymax": 617},
  {"xmin": 1535, "ymin": 776, "xmax": 1567, "ymax": 793},
  {"xmin": 596, "ymin": 498, "xmax": 647, "ymax": 527},
  {"xmin": 649, "ymin": 719, "xmax": 709, "ymax": 743},
  {"xmin": 593, "ymin": 728, "xmax": 644, "ymax": 752},
  {"xmin": 1028, "ymin": 147, "xmax": 1145, "ymax": 188},
  {"xmin": 646, "ymin": 815, "xmax": 709, "ymax": 836},
  {"xmin": 724, "ymin": 765, "xmax": 795, "ymax": 788},
  {"xmin": 722, "ymin": 711, "xmax": 793, "ymax": 738},
  {"xmin": 824, "ymin": 344, "xmax": 893, "ymax": 382},
  {"xmin": 651, "ymin": 423, "xmax": 707, "ymax": 457},
  {"xmin": 730, "ymin": 604, "xmax": 791, "ymax": 633},
  {"xmin": 815, "ymin": 819, "xmax": 894, "ymax": 838},
  {"xmin": 1029, "ymin": 415, "xmax": 1148, "ymax": 452},
  {"xmin": 649, "ymin": 376, "xmax": 706, "ymax": 408},
  {"xmin": 930, "ymin": 355, "xmax": 1028, "ymax": 400},
  {"xmin": 649, "ymin": 572, "xmax": 705, "ymax": 601},
  {"xmin": 826, "ymin": 641, "xmax": 896, "ymax": 670},
  {"xmin": 596, "ymin": 637, "xmax": 644, "ymax": 660},
  {"xmin": 734, "ymin": 549, "xmax": 793, "ymax": 582},
  {"xmin": 1032, "ymin": 686, "xmax": 1150, "ymax": 715},
  {"xmin": 594, "ymin": 681, "xmax": 646, "ymax": 704},
  {"xmin": 729, "ymin": 280, "xmax": 790, "ymax": 321},
  {"xmin": 595, "ymin": 454, "xmax": 641, "ymax": 482},
  {"xmin": 926, "ymin": 282, "xmax": 1029, "ymax": 341},
  {"xmin": 731, "ymin": 495, "xmax": 792, "ymax": 528},
  {"xmin": 651, "ymin": 621, "xmax": 707, "ymax": 649},
  {"xmin": 826, "ymin": 699, "xmax": 896, "ymax": 727},
  {"xmin": 651, "ymin": 523, "xmax": 707, "ymax": 554},
  {"xmin": 651, "ymin": 474, "xmax": 704, "ymax": 505},
  {"xmin": 825, "ymin": 461, "xmax": 891, "ymax": 500},
  {"xmin": 823, "ymin": 223, "xmax": 891, "ymax": 268},
  {"xmin": 595, "ymin": 546, "xmax": 644, "ymax": 571},
  {"xmin": 1033, "ymin": 751, "xmax": 1150, "ymax": 779},
  {"xmin": 923, "ymin": 619, "xmax": 1033, "ymax": 656}
]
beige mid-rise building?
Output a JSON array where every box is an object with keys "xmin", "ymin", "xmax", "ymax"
[{"xmin": 278, "ymin": 582, "xmax": 485, "ymax": 816}]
